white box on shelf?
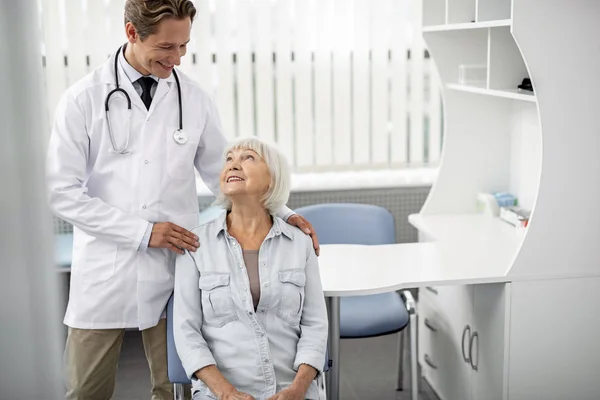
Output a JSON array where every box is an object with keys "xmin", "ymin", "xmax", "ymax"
[
  {"xmin": 458, "ymin": 63, "xmax": 487, "ymax": 85},
  {"xmin": 499, "ymin": 206, "xmax": 530, "ymax": 227}
]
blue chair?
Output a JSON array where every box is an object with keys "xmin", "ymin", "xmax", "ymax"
[
  {"xmin": 295, "ymin": 203, "xmax": 417, "ymax": 397},
  {"xmin": 166, "ymin": 294, "xmax": 191, "ymax": 399},
  {"xmin": 54, "ymin": 233, "xmax": 73, "ymax": 271}
]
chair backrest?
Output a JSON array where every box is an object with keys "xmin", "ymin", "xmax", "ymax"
[
  {"xmin": 166, "ymin": 294, "xmax": 191, "ymax": 384},
  {"xmin": 295, "ymin": 203, "xmax": 395, "ymax": 245}
]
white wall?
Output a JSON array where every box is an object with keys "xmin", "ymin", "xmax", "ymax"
[{"xmin": 0, "ymin": 0, "xmax": 64, "ymax": 398}]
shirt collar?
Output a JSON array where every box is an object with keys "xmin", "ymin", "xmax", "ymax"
[
  {"xmin": 215, "ymin": 210, "xmax": 294, "ymax": 240},
  {"xmin": 118, "ymin": 44, "xmax": 159, "ymax": 84}
]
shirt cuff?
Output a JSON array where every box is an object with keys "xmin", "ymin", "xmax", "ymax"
[
  {"xmin": 293, "ymin": 349, "xmax": 326, "ymax": 374},
  {"xmin": 278, "ymin": 205, "xmax": 296, "ymax": 222},
  {"xmin": 138, "ymin": 222, "xmax": 153, "ymax": 251},
  {"xmin": 182, "ymin": 351, "xmax": 217, "ymax": 381}
]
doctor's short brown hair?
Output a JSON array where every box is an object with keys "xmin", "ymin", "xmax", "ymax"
[{"xmin": 124, "ymin": 0, "xmax": 197, "ymax": 40}]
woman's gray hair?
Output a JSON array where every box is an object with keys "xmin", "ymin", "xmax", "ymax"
[{"xmin": 213, "ymin": 137, "xmax": 291, "ymax": 214}]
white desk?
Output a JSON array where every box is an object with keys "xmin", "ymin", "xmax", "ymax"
[{"xmin": 317, "ymin": 238, "xmax": 514, "ymax": 400}]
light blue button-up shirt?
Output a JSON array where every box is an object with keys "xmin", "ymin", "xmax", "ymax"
[{"xmin": 174, "ymin": 210, "xmax": 328, "ymax": 400}]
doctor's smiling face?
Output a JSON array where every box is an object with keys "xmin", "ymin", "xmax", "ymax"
[{"xmin": 123, "ymin": 0, "xmax": 196, "ymax": 79}]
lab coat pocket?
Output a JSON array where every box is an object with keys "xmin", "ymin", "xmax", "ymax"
[
  {"xmin": 198, "ymin": 272, "xmax": 238, "ymax": 327},
  {"xmin": 277, "ymin": 269, "xmax": 306, "ymax": 327},
  {"xmin": 166, "ymin": 127, "xmax": 201, "ymax": 181},
  {"xmin": 72, "ymin": 236, "xmax": 117, "ymax": 283}
]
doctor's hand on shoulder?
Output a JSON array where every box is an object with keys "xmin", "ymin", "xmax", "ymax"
[
  {"xmin": 286, "ymin": 214, "xmax": 320, "ymax": 256},
  {"xmin": 149, "ymin": 222, "xmax": 200, "ymax": 254}
]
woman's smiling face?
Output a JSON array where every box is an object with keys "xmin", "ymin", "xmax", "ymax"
[{"xmin": 220, "ymin": 147, "xmax": 272, "ymax": 203}]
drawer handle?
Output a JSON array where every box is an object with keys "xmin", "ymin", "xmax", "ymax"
[
  {"xmin": 424, "ymin": 354, "xmax": 438, "ymax": 369},
  {"xmin": 425, "ymin": 286, "xmax": 438, "ymax": 295},
  {"xmin": 424, "ymin": 318, "xmax": 438, "ymax": 332},
  {"xmin": 461, "ymin": 325, "xmax": 471, "ymax": 363},
  {"xmin": 469, "ymin": 331, "xmax": 479, "ymax": 371}
]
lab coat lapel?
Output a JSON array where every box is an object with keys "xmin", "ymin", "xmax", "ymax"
[
  {"xmin": 117, "ymin": 67, "xmax": 147, "ymax": 113},
  {"xmin": 101, "ymin": 50, "xmax": 148, "ymax": 113},
  {"xmin": 150, "ymin": 72, "xmax": 176, "ymax": 113}
]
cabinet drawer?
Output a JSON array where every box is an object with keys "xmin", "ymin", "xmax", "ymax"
[
  {"xmin": 418, "ymin": 297, "xmax": 443, "ymax": 393},
  {"xmin": 419, "ymin": 285, "xmax": 441, "ymax": 305},
  {"xmin": 420, "ymin": 284, "xmax": 472, "ymax": 317},
  {"xmin": 418, "ymin": 296, "xmax": 437, "ymax": 365},
  {"xmin": 419, "ymin": 290, "xmax": 473, "ymax": 400}
]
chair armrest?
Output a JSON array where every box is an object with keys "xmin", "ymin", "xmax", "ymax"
[{"xmin": 400, "ymin": 290, "xmax": 416, "ymax": 315}]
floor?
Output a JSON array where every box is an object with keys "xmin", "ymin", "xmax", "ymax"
[{"xmin": 112, "ymin": 330, "xmax": 440, "ymax": 400}]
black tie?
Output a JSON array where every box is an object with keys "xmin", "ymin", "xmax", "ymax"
[{"xmin": 137, "ymin": 77, "xmax": 155, "ymax": 110}]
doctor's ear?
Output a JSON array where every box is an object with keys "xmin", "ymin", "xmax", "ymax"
[{"xmin": 125, "ymin": 22, "xmax": 139, "ymax": 43}]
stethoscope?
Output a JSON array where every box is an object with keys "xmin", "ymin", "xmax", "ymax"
[{"xmin": 105, "ymin": 45, "xmax": 187, "ymax": 154}]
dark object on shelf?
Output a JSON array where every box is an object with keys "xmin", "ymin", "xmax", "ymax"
[{"xmin": 518, "ymin": 78, "xmax": 533, "ymax": 92}]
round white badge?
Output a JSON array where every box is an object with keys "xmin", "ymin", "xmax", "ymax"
[{"xmin": 173, "ymin": 129, "xmax": 188, "ymax": 145}]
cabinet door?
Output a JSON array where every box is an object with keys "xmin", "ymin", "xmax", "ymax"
[
  {"xmin": 422, "ymin": 285, "xmax": 474, "ymax": 400},
  {"xmin": 470, "ymin": 283, "xmax": 509, "ymax": 400}
]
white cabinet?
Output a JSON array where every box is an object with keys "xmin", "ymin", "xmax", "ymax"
[
  {"xmin": 419, "ymin": 286, "xmax": 473, "ymax": 400},
  {"xmin": 419, "ymin": 283, "xmax": 508, "ymax": 400},
  {"xmin": 471, "ymin": 284, "xmax": 507, "ymax": 399}
]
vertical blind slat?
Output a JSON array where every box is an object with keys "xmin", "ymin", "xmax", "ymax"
[
  {"xmin": 352, "ymin": 0, "xmax": 371, "ymax": 166},
  {"xmin": 293, "ymin": 0, "xmax": 315, "ymax": 168},
  {"xmin": 254, "ymin": 0, "xmax": 276, "ymax": 143},
  {"xmin": 215, "ymin": 0, "xmax": 236, "ymax": 140},
  {"xmin": 274, "ymin": 0, "xmax": 295, "ymax": 165},
  {"xmin": 332, "ymin": 0, "xmax": 353, "ymax": 166},
  {"xmin": 314, "ymin": 0, "xmax": 334, "ymax": 166},
  {"xmin": 409, "ymin": 0, "xmax": 425, "ymax": 164},
  {"xmin": 234, "ymin": 0, "xmax": 255, "ymax": 138}
]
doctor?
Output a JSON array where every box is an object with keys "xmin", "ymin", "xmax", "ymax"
[{"xmin": 46, "ymin": 1, "xmax": 318, "ymax": 399}]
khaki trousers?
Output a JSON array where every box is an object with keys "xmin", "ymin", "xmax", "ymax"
[{"xmin": 64, "ymin": 318, "xmax": 192, "ymax": 400}]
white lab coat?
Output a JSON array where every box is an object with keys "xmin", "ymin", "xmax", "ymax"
[{"xmin": 46, "ymin": 51, "xmax": 280, "ymax": 330}]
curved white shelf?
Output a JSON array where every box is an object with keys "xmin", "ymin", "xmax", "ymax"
[
  {"xmin": 423, "ymin": 19, "xmax": 511, "ymax": 32},
  {"xmin": 446, "ymin": 83, "xmax": 536, "ymax": 102}
]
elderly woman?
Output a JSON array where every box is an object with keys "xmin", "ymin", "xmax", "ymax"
[{"xmin": 174, "ymin": 137, "xmax": 328, "ymax": 400}]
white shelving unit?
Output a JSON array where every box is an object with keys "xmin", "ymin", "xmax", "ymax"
[
  {"xmin": 422, "ymin": 19, "xmax": 511, "ymax": 32},
  {"xmin": 411, "ymin": 1, "xmax": 600, "ymax": 399}
]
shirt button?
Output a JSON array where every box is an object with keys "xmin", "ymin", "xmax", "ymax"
[
  {"xmin": 144, "ymin": 160, "xmax": 149, "ymax": 164},
  {"xmin": 243, "ymin": 288, "xmax": 248, "ymax": 292},
  {"xmin": 248, "ymin": 311, "xmax": 253, "ymax": 316},
  {"xmin": 260, "ymin": 309, "xmax": 266, "ymax": 313},
  {"xmin": 142, "ymin": 205, "xmax": 146, "ymax": 209},
  {"xmin": 263, "ymin": 283, "xmax": 268, "ymax": 288}
]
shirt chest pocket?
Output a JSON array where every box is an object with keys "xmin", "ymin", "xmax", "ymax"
[
  {"xmin": 199, "ymin": 273, "xmax": 238, "ymax": 328},
  {"xmin": 166, "ymin": 126, "xmax": 201, "ymax": 181},
  {"xmin": 277, "ymin": 269, "xmax": 306, "ymax": 327}
]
